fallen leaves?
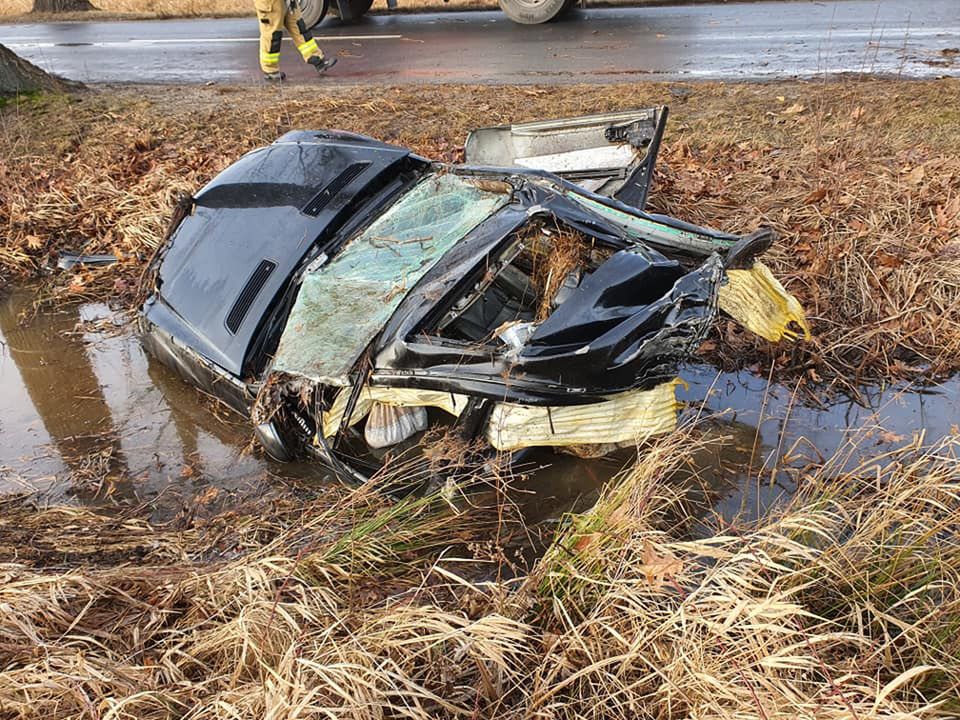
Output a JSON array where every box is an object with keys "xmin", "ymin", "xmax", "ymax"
[
  {"xmin": 876, "ymin": 251, "xmax": 905, "ymax": 269},
  {"xmin": 3, "ymin": 79, "xmax": 959, "ymax": 389},
  {"xmin": 877, "ymin": 430, "xmax": 906, "ymax": 445},
  {"xmin": 904, "ymin": 164, "xmax": 926, "ymax": 186},
  {"xmin": 639, "ymin": 540, "xmax": 683, "ymax": 588}
]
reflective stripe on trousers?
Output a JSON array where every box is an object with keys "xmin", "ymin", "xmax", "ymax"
[
  {"xmin": 260, "ymin": 50, "xmax": 281, "ymax": 71},
  {"xmin": 297, "ymin": 38, "xmax": 320, "ymax": 60}
]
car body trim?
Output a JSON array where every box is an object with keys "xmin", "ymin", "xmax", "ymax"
[{"xmin": 225, "ymin": 259, "xmax": 278, "ymax": 334}]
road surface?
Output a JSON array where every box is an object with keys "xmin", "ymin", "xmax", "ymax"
[{"xmin": 1, "ymin": 0, "xmax": 958, "ymax": 84}]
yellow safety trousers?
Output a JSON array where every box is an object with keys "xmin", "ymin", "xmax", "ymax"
[{"xmin": 256, "ymin": 0, "xmax": 324, "ymax": 73}]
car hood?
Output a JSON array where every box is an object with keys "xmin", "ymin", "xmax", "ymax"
[{"xmin": 143, "ymin": 131, "xmax": 413, "ymax": 377}]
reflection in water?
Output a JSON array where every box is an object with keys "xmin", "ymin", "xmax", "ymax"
[
  {"xmin": 512, "ymin": 415, "xmax": 764, "ymax": 537},
  {"xmin": 1, "ymin": 288, "xmax": 958, "ymax": 525},
  {"xmin": 0, "ymin": 292, "xmax": 130, "ymax": 496},
  {"xmin": 510, "ymin": 364, "xmax": 960, "ymax": 537},
  {"xmin": 0, "ymin": 289, "xmax": 317, "ymax": 516}
]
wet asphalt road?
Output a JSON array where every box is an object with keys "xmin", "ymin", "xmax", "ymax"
[{"xmin": 1, "ymin": 0, "xmax": 958, "ymax": 85}]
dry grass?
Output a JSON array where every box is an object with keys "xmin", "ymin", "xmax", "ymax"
[
  {"xmin": 0, "ymin": 432, "xmax": 958, "ymax": 718},
  {"xmin": 0, "ymin": 0, "xmax": 253, "ymax": 16},
  {"xmin": 0, "ymin": 0, "xmax": 705, "ymax": 21},
  {"xmin": 0, "ymin": 0, "xmax": 487, "ymax": 18},
  {"xmin": 1, "ymin": 80, "xmax": 959, "ymax": 389},
  {"xmin": 519, "ymin": 221, "xmax": 599, "ymax": 321},
  {"xmin": 524, "ymin": 434, "xmax": 960, "ymax": 718}
]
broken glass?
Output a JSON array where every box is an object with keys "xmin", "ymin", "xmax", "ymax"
[{"xmin": 272, "ymin": 172, "xmax": 510, "ymax": 385}]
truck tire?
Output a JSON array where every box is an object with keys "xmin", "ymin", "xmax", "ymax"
[
  {"xmin": 298, "ymin": 0, "xmax": 329, "ymax": 29},
  {"xmin": 332, "ymin": 0, "xmax": 374, "ymax": 22},
  {"xmin": 499, "ymin": 0, "xmax": 573, "ymax": 24}
]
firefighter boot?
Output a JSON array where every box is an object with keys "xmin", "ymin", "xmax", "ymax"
[{"xmin": 308, "ymin": 56, "xmax": 338, "ymax": 75}]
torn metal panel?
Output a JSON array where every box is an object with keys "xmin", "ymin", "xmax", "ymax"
[
  {"xmin": 465, "ymin": 107, "xmax": 667, "ymax": 207},
  {"xmin": 485, "ymin": 379, "xmax": 683, "ymax": 451},
  {"xmin": 271, "ymin": 173, "xmax": 509, "ymax": 386},
  {"xmin": 369, "ymin": 183, "xmax": 739, "ymax": 403},
  {"xmin": 567, "ymin": 192, "xmax": 739, "ymax": 258},
  {"xmin": 518, "ymin": 252, "xmax": 723, "ymax": 393},
  {"xmin": 718, "ymin": 261, "xmax": 811, "ymax": 342}
]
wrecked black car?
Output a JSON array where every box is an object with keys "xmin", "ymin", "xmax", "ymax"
[{"xmin": 140, "ymin": 106, "xmax": 809, "ymax": 481}]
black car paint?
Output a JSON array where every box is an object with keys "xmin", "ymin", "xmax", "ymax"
[{"xmin": 367, "ymin": 174, "xmax": 766, "ymax": 405}]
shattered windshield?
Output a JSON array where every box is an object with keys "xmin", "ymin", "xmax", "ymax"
[{"xmin": 271, "ymin": 172, "xmax": 510, "ymax": 385}]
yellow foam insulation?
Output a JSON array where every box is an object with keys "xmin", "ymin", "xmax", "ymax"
[
  {"xmin": 718, "ymin": 261, "xmax": 811, "ymax": 342},
  {"xmin": 485, "ymin": 379, "xmax": 684, "ymax": 452},
  {"xmin": 320, "ymin": 385, "xmax": 468, "ymax": 439}
]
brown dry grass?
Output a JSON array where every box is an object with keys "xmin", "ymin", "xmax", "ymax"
[
  {"xmin": 0, "ymin": 434, "xmax": 958, "ymax": 718},
  {"xmin": 1, "ymin": 80, "xmax": 959, "ymax": 389},
  {"xmin": 0, "ymin": 0, "xmax": 485, "ymax": 18},
  {"xmin": 520, "ymin": 221, "xmax": 598, "ymax": 321},
  {"xmin": 0, "ymin": 0, "xmax": 703, "ymax": 21}
]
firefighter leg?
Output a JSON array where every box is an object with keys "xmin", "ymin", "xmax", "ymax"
[
  {"xmin": 284, "ymin": 4, "xmax": 323, "ymax": 63},
  {"xmin": 256, "ymin": 0, "xmax": 286, "ymax": 74}
]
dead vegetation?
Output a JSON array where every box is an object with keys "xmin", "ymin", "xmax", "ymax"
[
  {"xmin": 522, "ymin": 221, "xmax": 599, "ymax": 322},
  {"xmin": 1, "ymin": 80, "xmax": 959, "ymax": 390},
  {"xmin": 0, "ymin": 0, "xmax": 724, "ymax": 21},
  {"xmin": 0, "ymin": 433, "xmax": 958, "ymax": 718},
  {"xmin": 0, "ymin": 0, "xmax": 486, "ymax": 19}
]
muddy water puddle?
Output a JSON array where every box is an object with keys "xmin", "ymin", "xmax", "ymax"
[
  {"xmin": 0, "ymin": 288, "xmax": 323, "ymax": 518},
  {"xmin": 2, "ymin": 287, "xmax": 958, "ymax": 526},
  {"xmin": 519, "ymin": 366, "xmax": 960, "ymax": 534}
]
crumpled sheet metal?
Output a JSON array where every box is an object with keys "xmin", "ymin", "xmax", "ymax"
[
  {"xmin": 484, "ymin": 379, "xmax": 684, "ymax": 452},
  {"xmin": 718, "ymin": 261, "xmax": 811, "ymax": 343},
  {"xmin": 320, "ymin": 385, "xmax": 469, "ymax": 439}
]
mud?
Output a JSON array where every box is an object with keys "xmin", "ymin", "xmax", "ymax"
[{"xmin": 1, "ymin": 286, "xmax": 958, "ymax": 527}]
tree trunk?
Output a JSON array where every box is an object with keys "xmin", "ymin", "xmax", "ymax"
[
  {"xmin": 0, "ymin": 44, "xmax": 67, "ymax": 95},
  {"xmin": 31, "ymin": 0, "xmax": 97, "ymax": 11}
]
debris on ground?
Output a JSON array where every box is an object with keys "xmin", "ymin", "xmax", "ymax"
[{"xmin": 55, "ymin": 250, "xmax": 117, "ymax": 270}]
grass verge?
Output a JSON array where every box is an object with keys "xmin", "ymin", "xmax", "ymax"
[
  {"xmin": 0, "ymin": 434, "xmax": 958, "ymax": 717},
  {"xmin": 3, "ymin": 79, "xmax": 959, "ymax": 389}
]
